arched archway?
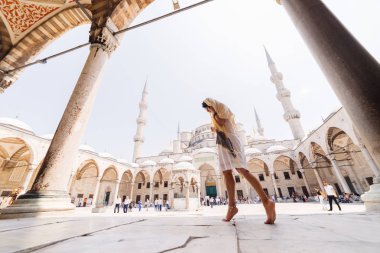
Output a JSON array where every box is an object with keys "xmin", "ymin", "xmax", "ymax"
[
  {"xmin": 273, "ymin": 155, "xmax": 304, "ymax": 198},
  {"xmin": 98, "ymin": 166, "xmax": 118, "ymax": 206},
  {"xmin": 69, "ymin": 160, "xmax": 99, "ymax": 207},
  {"xmin": 198, "ymin": 163, "xmax": 218, "ymax": 199},
  {"xmin": 247, "ymin": 158, "xmax": 271, "ymax": 199},
  {"xmin": 299, "ymin": 152, "xmax": 320, "ymax": 194},
  {"xmin": 311, "ymin": 142, "xmax": 342, "ymax": 194},
  {"xmin": 118, "ymin": 170, "xmax": 133, "ymax": 202},
  {"xmin": 152, "ymin": 167, "xmax": 170, "ymax": 202},
  {"xmin": 132, "ymin": 170, "xmax": 150, "ymax": 203},
  {"xmin": 327, "ymin": 127, "xmax": 373, "ymax": 193},
  {"xmin": 0, "ymin": 137, "xmax": 33, "ymax": 198}
]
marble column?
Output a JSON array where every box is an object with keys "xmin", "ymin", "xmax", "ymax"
[
  {"xmin": 169, "ymin": 183, "xmax": 174, "ymax": 209},
  {"xmin": 243, "ymin": 178, "xmax": 250, "ymax": 200},
  {"xmin": 328, "ymin": 155, "xmax": 351, "ymax": 194},
  {"xmin": 311, "ymin": 164, "xmax": 324, "ymax": 190},
  {"xmin": 91, "ymin": 177, "xmax": 101, "ymax": 207},
  {"xmin": 216, "ymin": 174, "xmax": 222, "ymax": 198},
  {"xmin": 0, "ymin": 26, "xmax": 119, "ymax": 218},
  {"xmin": 112, "ymin": 180, "xmax": 121, "ymax": 206},
  {"xmin": 359, "ymin": 144, "xmax": 380, "ymax": 177},
  {"xmin": 130, "ymin": 180, "xmax": 135, "ymax": 201},
  {"xmin": 196, "ymin": 183, "xmax": 201, "ymax": 208},
  {"xmin": 185, "ymin": 182, "xmax": 190, "ymax": 210},
  {"xmin": 300, "ymin": 169, "xmax": 311, "ymax": 195},
  {"xmin": 149, "ymin": 181, "xmax": 154, "ymax": 201},
  {"xmin": 271, "ymin": 173, "xmax": 280, "ymax": 198},
  {"xmin": 22, "ymin": 166, "xmax": 35, "ymax": 191},
  {"xmin": 279, "ymin": 0, "xmax": 380, "ymax": 211}
]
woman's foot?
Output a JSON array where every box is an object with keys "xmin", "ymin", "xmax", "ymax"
[
  {"xmin": 263, "ymin": 199, "xmax": 276, "ymax": 224},
  {"xmin": 222, "ymin": 205, "xmax": 238, "ymax": 222}
]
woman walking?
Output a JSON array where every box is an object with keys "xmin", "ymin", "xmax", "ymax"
[{"xmin": 202, "ymin": 98, "xmax": 276, "ymax": 224}]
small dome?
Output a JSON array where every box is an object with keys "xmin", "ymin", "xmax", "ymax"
[
  {"xmin": 178, "ymin": 155, "xmax": 193, "ymax": 162},
  {"xmin": 141, "ymin": 160, "xmax": 157, "ymax": 167},
  {"xmin": 117, "ymin": 158, "xmax": 129, "ymax": 164},
  {"xmin": 80, "ymin": 145, "xmax": 96, "ymax": 152},
  {"xmin": 245, "ymin": 148, "xmax": 262, "ymax": 155},
  {"xmin": 99, "ymin": 152, "xmax": 114, "ymax": 159},
  {"xmin": 266, "ymin": 145, "xmax": 288, "ymax": 153},
  {"xmin": 173, "ymin": 161, "xmax": 195, "ymax": 170},
  {"xmin": 194, "ymin": 147, "xmax": 216, "ymax": 154},
  {"xmin": 159, "ymin": 148, "xmax": 173, "ymax": 155},
  {"xmin": 0, "ymin": 118, "xmax": 34, "ymax": 133},
  {"xmin": 159, "ymin": 158, "xmax": 175, "ymax": 164},
  {"xmin": 41, "ymin": 134, "xmax": 54, "ymax": 140},
  {"xmin": 131, "ymin": 163, "xmax": 139, "ymax": 168}
]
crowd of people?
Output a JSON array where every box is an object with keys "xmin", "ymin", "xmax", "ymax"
[{"xmin": 113, "ymin": 196, "xmax": 171, "ymax": 213}]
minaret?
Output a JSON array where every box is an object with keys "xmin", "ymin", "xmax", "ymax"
[
  {"xmin": 264, "ymin": 47, "xmax": 305, "ymax": 140},
  {"xmin": 132, "ymin": 81, "xmax": 148, "ymax": 162},
  {"xmin": 254, "ymin": 107, "xmax": 265, "ymax": 136},
  {"xmin": 177, "ymin": 122, "xmax": 181, "ymax": 141}
]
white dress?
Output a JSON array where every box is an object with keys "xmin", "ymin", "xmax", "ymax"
[{"xmin": 217, "ymin": 119, "xmax": 247, "ymax": 171}]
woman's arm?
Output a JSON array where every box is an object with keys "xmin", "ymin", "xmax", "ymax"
[{"xmin": 213, "ymin": 113, "xmax": 226, "ymax": 126}]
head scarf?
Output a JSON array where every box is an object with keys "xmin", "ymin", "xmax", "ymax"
[{"xmin": 203, "ymin": 98, "xmax": 236, "ymax": 133}]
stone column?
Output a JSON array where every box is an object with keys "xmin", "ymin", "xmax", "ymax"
[
  {"xmin": 0, "ymin": 26, "xmax": 119, "ymax": 218},
  {"xmin": 216, "ymin": 174, "xmax": 222, "ymax": 198},
  {"xmin": 91, "ymin": 177, "xmax": 101, "ymax": 207},
  {"xmin": 328, "ymin": 155, "xmax": 351, "ymax": 194},
  {"xmin": 169, "ymin": 183, "xmax": 174, "ymax": 209},
  {"xmin": 279, "ymin": 0, "xmax": 380, "ymax": 211},
  {"xmin": 22, "ymin": 166, "xmax": 35, "ymax": 191},
  {"xmin": 343, "ymin": 154, "xmax": 364, "ymax": 194},
  {"xmin": 311, "ymin": 164, "xmax": 324, "ymax": 190},
  {"xmin": 130, "ymin": 180, "xmax": 135, "ymax": 202},
  {"xmin": 271, "ymin": 173, "xmax": 280, "ymax": 198},
  {"xmin": 243, "ymin": 177, "xmax": 250, "ymax": 200},
  {"xmin": 112, "ymin": 180, "xmax": 121, "ymax": 206},
  {"xmin": 196, "ymin": 183, "xmax": 201, "ymax": 208},
  {"xmin": 149, "ymin": 181, "xmax": 154, "ymax": 201},
  {"xmin": 300, "ymin": 169, "xmax": 311, "ymax": 195},
  {"xmin": 185, "ymin": 182, "xmax": 190, "ymax": 210},
  {"xmin": 359, "ymin": 144, "xmax": 380, "ymax": 177}
]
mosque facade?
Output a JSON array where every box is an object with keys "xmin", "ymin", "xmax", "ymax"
[{"xmin": 0, "ymin": 51, "xmax": 377, "ymax": 211}]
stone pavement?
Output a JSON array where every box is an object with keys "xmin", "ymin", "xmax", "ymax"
[{"xmin": 0, "ymin": 203, "xmax": 379, "ymax": 253}]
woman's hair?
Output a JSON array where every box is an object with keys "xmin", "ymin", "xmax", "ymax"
[{"xmin": 202, "ymin": 102, "xmax": 209, "ymax": 108}]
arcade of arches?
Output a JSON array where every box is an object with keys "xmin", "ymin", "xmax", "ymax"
[
  {"xmin": 1, "ymin": 0, "xmax": 380, "ymax": 216},
  {"xmin": 1, "ymin": 107, "xmax": 378, "ymax": 211}
]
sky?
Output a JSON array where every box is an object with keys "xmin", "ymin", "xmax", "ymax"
[{"xmin": 1, "ymin": 0, "xmax": 380, "ymax": 161}]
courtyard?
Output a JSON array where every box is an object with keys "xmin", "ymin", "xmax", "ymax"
[{"xmin": 1, "ymin": 203, "xmax": 379, "ymax": 253}]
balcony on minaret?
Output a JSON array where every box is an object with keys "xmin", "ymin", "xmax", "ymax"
[
  {"xmin": 136, "ymin": 117, "xmax": 146, "ymax": 125},
  {"xmin": 283, "ymin": 110, "xmax": 301, "ymax": 121},
  {"xmin": 134, "ymin": 136, "xmax": 144, "ymax": 142}
]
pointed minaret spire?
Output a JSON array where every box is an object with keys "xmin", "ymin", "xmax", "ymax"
[
  {"xmin": 264, "ymin": 46, "xmax": 275, "ymax": 65},
  {"xmin": 177, "ymin": 122, "xmax": 181, "ymax": 141},
  {"xmin": 254, "ymin": 107, "xmax": 265, "ymax": 136},
  {"xmin": 132, "ymin": 80, "xmax": 148, "ymax": 162},
  {"xmin": 264, "ymin": 47, "xmax": 305, "ymax": 140}
]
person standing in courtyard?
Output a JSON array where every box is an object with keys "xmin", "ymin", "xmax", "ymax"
[
  {"xmin": 314, "ymin": 188, "xmax": 327, "ymax": 210},
  {"xmin": 323, "ymin": 181, "xmax": 342, "ymax": 211},
  {"xmin": 202, "ymin": 98, "xmax": 276, "ymax": 223},
  {"xmin": 114, "ymin": 196, "xmax": 121, "ymax": 213},
  {"xmin": 123, "ymin": 197, "xmax": 130, "ymax": 213}
]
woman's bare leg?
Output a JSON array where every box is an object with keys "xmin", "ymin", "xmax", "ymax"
[
  {"xmin": 236, "ymin": 168, "xmax": 276, "ymax": 224},
  {"xmin": 222, "ymin": 170, "xmax": 238, "ymax": 221}
]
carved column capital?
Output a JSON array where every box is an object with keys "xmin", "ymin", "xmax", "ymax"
[{"xmin": 90, "ymin": 19, "xmax": 119, "ymax": 55}]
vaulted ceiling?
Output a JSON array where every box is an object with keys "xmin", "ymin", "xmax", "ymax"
[{"xmin": 0, "ymin": 0, "xmax": 154, "ymax": 91}]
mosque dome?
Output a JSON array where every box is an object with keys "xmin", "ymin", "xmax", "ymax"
[
  {"xmin": 117, "ymin": 158, "xmax": 129, "ymax": 164},
  {"xmin": 266, "ymin": 145, "xmax": 288, "ymax": 153},
  {"xmin": 141, "ymin": 160, "xmax": 157, "ymax": 167},
  {"xmin": 0, "ymin": 118, "xmax": 34, "ymax": 133},
  {"xmin": 159, "ymin": 148, "xmax": 173, "ymax": 155},
  {"xmin": 194, "ymin": 147, "xmax": 216, "ymax": 154},
  {"xmin": 245, "ymin": 148, "xmax": 262, "ymax": 155},
  {"xmin": 99, "ymin": 152, "xmax": 114, "ymax": 159},
  {"xmin": 130, "ymin": 163, "xmax": 139, "ymax": 168},
  {"xmin": 159, "ymin": 158, "xmax": 175, "ymax": 164},
  {"xmin": 80, "ymin": 145, "xmax": 96, "ymax": 152},
  {"xmin": 173, "ymin": 161, "xmax": 195, "ymax": 170},
  {"xmin": 41, "ymin": 134, "xmax": 54, "ymax": 139},
  {"xmin": 178, "ymin": 155, "xmax": 193, "ymax": 162}
]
